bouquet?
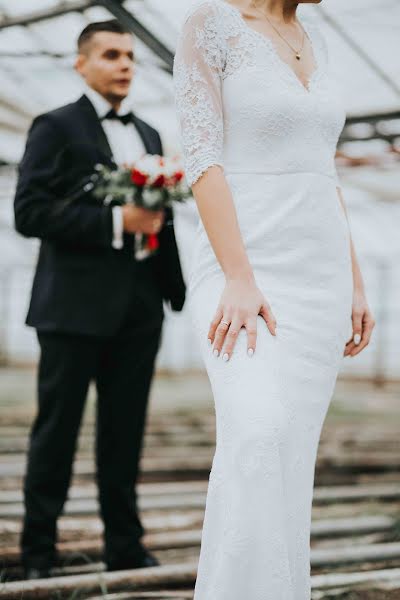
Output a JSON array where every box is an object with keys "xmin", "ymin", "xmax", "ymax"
[{"xmin": 87, "ymin": 154, "xmax": 191, "ymax": 260}]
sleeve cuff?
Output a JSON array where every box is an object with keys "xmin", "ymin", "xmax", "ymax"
[{"xmin": 111, "ymin": 206, "xmax": 124, "ymax": 249}]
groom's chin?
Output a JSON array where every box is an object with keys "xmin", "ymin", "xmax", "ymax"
[
  {"xmin": 109, "ymin": 89, "xmax": 130, "ymax": 103},
  {"xmin": 108, "ymin": 81, "xmax": 132, "ymax": 101}
]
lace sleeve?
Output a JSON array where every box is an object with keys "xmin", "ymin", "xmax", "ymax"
[{"xmin": 173, "ymin": 1, "xmax": 225, "ymax": 187}]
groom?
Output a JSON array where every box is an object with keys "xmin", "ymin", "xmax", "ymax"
[{"xmin": 14, "ymin": 19, "xmax": 185, "ymax": 578}]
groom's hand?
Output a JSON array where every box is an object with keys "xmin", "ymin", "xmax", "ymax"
[{"xmin": 122, "ymin": 205, "xmax": 164, "ymax": 234}]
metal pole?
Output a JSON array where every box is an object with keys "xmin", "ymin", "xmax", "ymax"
[
  {"xmin": 98, "ymin": 0, "xmax": 174, "ymax": 73},
  {"xmin": 0, "ymin": 1, "xmax": 96, "ymax": 28},
  {"xmin": 0, "ymin": 0, "xmax": 174, "ymax": 74}
]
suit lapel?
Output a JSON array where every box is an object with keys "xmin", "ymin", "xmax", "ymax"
[
  {"xmin": 76, "ymin": 94, "xmax": 157, "ymax": 162},
  {"xmin": 77, "ymin": 95, "xmax": 116, "ymax": 166},
  {"xmin": 131, "ymin": 114, "xmax": 153, "ymax": 154}
]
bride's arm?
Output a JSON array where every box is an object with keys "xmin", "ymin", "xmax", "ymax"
[
  {"xmin": 336, "ymin": 185, "xmax": 375, "ymax": 357},
  {"xmin": 191, "ymin": 166, "xmax": 253, "ymax": 283},
  {"xmin": 173, "ymin": 3, "xmax": 276, "ymax": 360},
  {"xmin": 191, "ymin": 166, "xmax": 276, "ymax": 359}
]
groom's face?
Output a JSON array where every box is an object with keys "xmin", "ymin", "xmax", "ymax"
[{"xmin": 75, "ymin": 31, "xmax": 134, "ymax": 103}]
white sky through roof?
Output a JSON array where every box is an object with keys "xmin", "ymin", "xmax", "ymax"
[
  {"xmin": 0, "ymin": 0, "xmax": 398, "ymax": 161},
  {"xmin": 0, "ymin": 1, "xmax": 399, "ymax": 375}
]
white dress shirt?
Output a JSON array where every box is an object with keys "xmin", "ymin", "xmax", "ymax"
[{"xmin": 84, "ymin": 86, "xmax": 147, "ymax": 249}]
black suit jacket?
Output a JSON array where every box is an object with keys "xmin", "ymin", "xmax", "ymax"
[{"xmin": 14, "ymin": 94, "xmax": 186, "ymax": 336}]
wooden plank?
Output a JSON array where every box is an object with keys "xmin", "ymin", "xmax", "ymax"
[
  {"xmin": 313, "ymin": 482, "xmax": 400, "ymax": 504},
  {"xmin": 311, "ymin": 567, "xmax": 400, "ymax": 591},
  {"xmin": 0, "ymin": 515, "xmax": 396, "ymax": 567},
  {"xmin": 1, "ymin": 377, "xmax": 400, "ymax": 598},
  {"xmin": 0, "ymin": 562, "xmax": 198, "ymax": 600},
  {"xmin": 311, "ymin": 541, "xmax": 400, "ymax": 567},
  {"xmin": 0, "ymin": 531, "xmax": 202, "ymax": 565},
  {"xmin": 311, "ymin": 515, "xmax": 395, "ymax": 538},
  {"xmin": 3, "ymin": 561, "xmax": 400, "ymax": 600},
  {"xmin": 0, "ymin": 494, "xmax": 208, "ymax": 518},
  {"xmin": 2, "ymin": 481, "xmax": 400, "ymax": 505},
  {"xmin": 88, "ymin": 594, "xmax": 193, "ymax": 600},
  {"xmin": 2, "ymin": 481, "xmax": 400, "ymax": 518},
  {"xmin": 0, "ymin": 456, "xmax": 213, "ymax": 478},
  {"xmin": 0, "ymin": 481, "xmax": 209, "ymax": 503},
  {"xmin": 1, "ymin": 452, "xmax": 399, "ymax": 481},
  {"xmin": 0, "ymin": 511, "xmax": 205, "ymax": 538}
]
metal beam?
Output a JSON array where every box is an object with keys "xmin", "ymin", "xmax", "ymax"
[
  {"xmin": 0, "ymin": 51, "xmax": 66, "ymax": 58},
  {"xmin": 340, "ymin": 132, "xmax": 399, "ymax": 144},
  {"xmin": 2, "ymin": 0, "xmax": 397, "ymax": 107},
  {"xmin": 0, "ymin": 1, "xmax": 96, "ymax": 29},
  {"xmin": 0, "ymin": 0, "xmax": 174, "ymax": 74},
  {"xmin": 98, "ymin": 0, "xmax": 173, "ymax": 73},
  {"xmin": 344, "ymin": 111, "xmax": 400, "ymax": 125},
  {"xmin": 339, "ymin": 111, "xmax": 400, "ymax": 144}
]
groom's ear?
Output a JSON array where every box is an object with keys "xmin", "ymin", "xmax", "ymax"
[{"xmin": 74, "ymin": 53, "xmax": 86, "ymax": 77}]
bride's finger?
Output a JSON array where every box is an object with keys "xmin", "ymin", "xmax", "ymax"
[
  {"xmin": 212, "ymin": 315, "xmax": 232, "ymax": 357},
  {"xmin": 344, "ymin": 335, "xmax": 356, "ymax": 355},
  {"xmin": 221, "ymin": 317, "xmax": 243, "ymax": 361},
  {"xmin": 351, "ymin": 309, "xmax": 363, "ymax": 347},
  {"xmin": 245, "ymin": 316, "xmax": 257, "ymax": 356},
  {"xmin": 349, "ymin": 314, "xmax": 374, "ymax": 357},
  {"xmin": 259, "ymin": 301, "xmax": 277, "ymax": 336},
  {"xmin": 344, "ymin": 332, "xmax": 366, "ymax": 357},
  {"xmin": 207, "ymin": 306, "xmax": 223, "ymax": 345},
  {"xmin": 344, "ymin": 315, "xmax": 368, "ymax": 356}
]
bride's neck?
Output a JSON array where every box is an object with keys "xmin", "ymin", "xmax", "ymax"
[{"xmin": 248, "ymin": 0, "xmax": 299, "ymax": 23}]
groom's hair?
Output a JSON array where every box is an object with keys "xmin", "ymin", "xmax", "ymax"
[{"xmin": 78, "ymin": 19, "xmax": 131, "ymax": 53}]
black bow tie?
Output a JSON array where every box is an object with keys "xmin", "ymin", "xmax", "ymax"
[{"xmin": 103, "ymin": 109, "xmax": 133, "ymax": 125}]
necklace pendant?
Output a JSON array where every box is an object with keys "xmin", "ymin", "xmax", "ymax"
[{"xmin": 296, "ymin": 53, "xmax": 301, "ymax": 60}]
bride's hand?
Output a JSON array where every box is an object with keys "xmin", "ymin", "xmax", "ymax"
[
  {"xmin": 344, "ymin": 287, "xmax": 375, "ymax": 357},
  {"xmin": 207, "ymin": 277, "xmax": 277, "ymax": 361}
]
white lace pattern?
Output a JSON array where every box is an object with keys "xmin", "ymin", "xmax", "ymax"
[{"xmin": 173, "ymin": 2, "xmax": 353, "ymax": 599}]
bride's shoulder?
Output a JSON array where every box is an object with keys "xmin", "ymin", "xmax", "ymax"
[
  {"xmin": 182, "ymin": 0, "xmax": 232, "ymax": 26},
  {"xmin": 299, "ymin": 11, "xmax": 323, "ymax": 38},
  {"xmin": 299, "ymin": 11, "xmax": 329, "ymax": 59}
]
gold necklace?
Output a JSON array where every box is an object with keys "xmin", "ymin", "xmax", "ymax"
[{"xmin": 250, "ymin": 3, "xmax": 305, "ymax": 60}]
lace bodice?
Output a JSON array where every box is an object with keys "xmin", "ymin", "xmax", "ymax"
[
  {"xmin": 173, "ymin": 0, "xmax": 346, "ymax": 187},
  {"xmin": 173, "ymin": 7, "xmax": 352, "ymax": 599}
]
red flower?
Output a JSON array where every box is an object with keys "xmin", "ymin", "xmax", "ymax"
[
  {"xmin": 174, "ymin": 170, "xmax": 184, "ymax": 182},
  {"xmin": 131, "ymin": 169, "xmax": 148, "ymax": 186},
  {"xmin": 153, "ymin": 174, "xmax": 165, "ymax": 188},
  {"xmin": 165, "ymin": 176, "xmax": 176, "ymax": 187},
  {"xmin": 147, "ymin": 233, "xmax": 159, "ymax": 251}
]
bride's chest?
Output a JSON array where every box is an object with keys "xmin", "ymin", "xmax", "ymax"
[
  {"xmin": 220, "ymin": 36, "xmax": 342, "ymax": 121},
  {"xmin": 220, "ymin": 42, "xmax": 346, "ymax": 146}
]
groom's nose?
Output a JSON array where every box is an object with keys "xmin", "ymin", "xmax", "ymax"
[{"xmin": 119, "ymin": 55, "xmax": 133, "ymax": 71}]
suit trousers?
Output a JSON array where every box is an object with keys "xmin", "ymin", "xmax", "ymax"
[{"xmin": 21, "ymin": 258, "xmax": 164, "ymax": 569}]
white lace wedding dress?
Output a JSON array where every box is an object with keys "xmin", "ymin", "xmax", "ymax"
[{"xmin": 173, "ymin": 1, "xmax": 353, "ymax": 598}]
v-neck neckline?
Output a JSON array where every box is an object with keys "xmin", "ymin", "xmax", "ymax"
[{"xmin": 218, "ymin": 0, "xmax": 320, "ymax": 94}]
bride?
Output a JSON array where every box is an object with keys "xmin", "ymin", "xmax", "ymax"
[{"xmin": 173, "ymin": 0, "xmax": 375, "ymax": 598}]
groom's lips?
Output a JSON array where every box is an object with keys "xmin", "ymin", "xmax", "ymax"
[{"xmin": 114, "ymin": 78, "xmax": 131, "ymax": 85}]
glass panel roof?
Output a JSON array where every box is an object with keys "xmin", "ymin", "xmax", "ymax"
[{"xmin": 0, "ymin": 0, "xmax": 398, "ymax": 162}]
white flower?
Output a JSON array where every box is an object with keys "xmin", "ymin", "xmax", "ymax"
[
  {"xmin": 141, "ymin": 188, "xmax": 162, "ymax": 208},
  {"xmin": 132, "ymin": 154, "xmax": 185, "ymax": 186}
]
